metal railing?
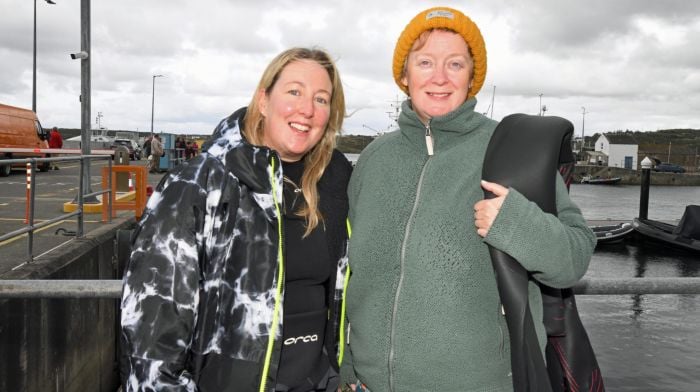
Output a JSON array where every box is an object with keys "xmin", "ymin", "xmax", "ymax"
[
  {"xmin": 0, "ymin": 277, "xmax": 699, "ymax": 298},
  {"xmin": 0, "ymin": 155, "xmax": 112, "ymax": 261}
]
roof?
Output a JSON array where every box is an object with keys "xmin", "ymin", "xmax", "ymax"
[
  {"xmin": 603, "ymin": 133, "xmax": 638, "ymax": 145},
  {"xmin": 586, "ymin": 151, "xmax": 607, "ymax": 158}
]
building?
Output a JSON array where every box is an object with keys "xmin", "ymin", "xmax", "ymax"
[{"xmin": 589, "ymin": 133, "xmax": 639, "ymax": 170}]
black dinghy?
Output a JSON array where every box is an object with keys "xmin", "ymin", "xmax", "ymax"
[
  {"xmin": 632, "ymin": 205, "xmax": 700, "ymax": 253},
  {"xmin": 590, "ymin": 222, "xmax": 634, "ymax": 245}
]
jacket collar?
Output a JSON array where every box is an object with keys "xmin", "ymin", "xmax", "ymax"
[{"xmin": 398, "ymin": 97, "xmax": 487, "ymax": 153}]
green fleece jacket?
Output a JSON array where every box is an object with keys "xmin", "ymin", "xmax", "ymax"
[{"xmin": 341, "ymin": 98, "xmax": 596, "ymax": 392}]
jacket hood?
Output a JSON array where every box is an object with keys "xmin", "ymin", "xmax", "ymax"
[{"xmin": 202, "ymin": 107, "xmax": 281, "ymax": 197}]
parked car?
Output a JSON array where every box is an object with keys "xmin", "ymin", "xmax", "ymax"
[
  {"xmin": 110, "ymin": 139, "xmax": 142, "ymax": 160},
  {"xmin": 653, "ymin": 162, "xmax": 685, "ymax": 173}
]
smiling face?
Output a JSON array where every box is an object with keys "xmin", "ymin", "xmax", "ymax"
[
  {"xmin": 401, "ymin": 29, "xmax": 473, "ymax": 124},
  {"xmin": 258, "ymin": 59, "xmax": 333, "ymax": 162}
]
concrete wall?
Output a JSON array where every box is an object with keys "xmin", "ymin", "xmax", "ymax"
[
  {"xmin": 574, "ymin": 165, "xmax": 700, "ymax": 186},
  {"xmin": 0, "ymin": 217, "xmax": 135, "ymax": 392}
]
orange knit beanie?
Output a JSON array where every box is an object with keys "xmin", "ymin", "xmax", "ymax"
[{"xmin": 393, "ymin": 7, "xmax": 487, "ymax": 97}]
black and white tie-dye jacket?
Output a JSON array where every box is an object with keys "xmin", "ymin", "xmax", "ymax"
[{"xmin": 120, "ymin": 107, "xmax": 352, "ymax": 392}]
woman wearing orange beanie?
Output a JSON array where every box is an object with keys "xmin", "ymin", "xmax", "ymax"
[{"xmin": 341, "ymin": 7, "xmax": 596, "ymax": 392}]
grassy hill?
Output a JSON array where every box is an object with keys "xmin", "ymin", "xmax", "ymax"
[{"xmin": 336, "ymin": 134, "xmax": 375, "ymax": 153}]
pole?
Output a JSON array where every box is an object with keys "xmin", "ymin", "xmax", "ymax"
[
  {"xmin": 32, "ymin": 0, "xmax": 55, "ymax": 114},
  {"xmin": 150, "ymin": 74, "xmax": 164, "ymax": 139},
  {"xmin": 581, "ymin": 106, "xmax": 586, "ymax": 151},
  {"xmin": 639, "ymin": 157, "xmax": 652, "ymax": 220},
  {"xmin": 79, "ymin": 0, "xmax": 97, "ymax": 203},
  {"xmin": 32, "ymin": 0, "xmax": 37, "ymax": 112},
  {"xmin": 538, "ymin": 93, "xmax": 543, "ymax": 116},
  {"xmin": 490, "ymin": 85, "xmax": 496, "ymax": 119},
  {"xmin": 25, "ymin": 163, "xmax": 31, "ymax": 223},
  {"xmin": 151, "ymin": 76, "xmax": 155, "ymax": 138}
]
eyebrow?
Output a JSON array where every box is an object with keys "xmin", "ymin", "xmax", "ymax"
[{"xmin": 283, "ymin": 80, "xmax": 331, "ymax": 95}]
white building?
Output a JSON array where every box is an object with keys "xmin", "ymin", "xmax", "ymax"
[{"xmin": 592, "ymin": 133, "xmax": 639, "ymax": 170}]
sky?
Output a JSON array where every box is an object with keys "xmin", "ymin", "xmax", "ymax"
[{"xmin": 1, "ymin": 0, "xmax": 699, "ymax": 137}]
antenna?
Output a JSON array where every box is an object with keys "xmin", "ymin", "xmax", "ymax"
[
  {"xmin": 387, "ymin": 95, "xmax": 402, "ymax": 125},
  {"xmin": 95, "ymin": 111, "xmax": 104, "ymax": 129}
]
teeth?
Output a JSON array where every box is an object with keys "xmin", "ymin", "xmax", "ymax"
[
  {"xmin": 429, "ymin": 93, "xmax": 449, "ymax": 97},
  {"xmin": 290, "ymin": 122, "xmax": 310, "ymax": 132}
]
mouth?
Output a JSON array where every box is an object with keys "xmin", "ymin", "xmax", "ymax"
[
  {"xmin": 289, "ymin": 122, "xmax": 310, "ymax": 133},
  {"xmin": 427, "ymin": 92, "xmax": 451, "ymax": 98}
]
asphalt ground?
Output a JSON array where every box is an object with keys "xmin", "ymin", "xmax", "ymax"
[{"xmin": 0, "ymin": 158, "xmax": 167, "ymax": 276}]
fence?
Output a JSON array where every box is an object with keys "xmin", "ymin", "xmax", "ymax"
[
  {"xmin": 1, "ymin": 277, "xmax": 699, "ymax": 298},
  {"xmin": 0, "ymin": 154, "xmax": 112, "ymax": 261}
]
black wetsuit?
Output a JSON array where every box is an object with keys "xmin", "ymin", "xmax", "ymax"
[{"xmin": 276, "ymin": 159, "xmax": 333, "ymax": 392}]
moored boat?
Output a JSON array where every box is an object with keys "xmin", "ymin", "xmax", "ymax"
[
  {"xmin": 581, "ymin": 175, "xmax": 622, "ymax": 185},
  {"xmin": 591, "ymin": 222, "xmax": 634, "ymax": 245},
  {"xmin": 632, "ymin": 205, "xmax": 700, "ymax": 253}
]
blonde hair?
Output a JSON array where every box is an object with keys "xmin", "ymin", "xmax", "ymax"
[{"xmin": 244, "ymin": 47, "xmax": 345, "ymax": 236}]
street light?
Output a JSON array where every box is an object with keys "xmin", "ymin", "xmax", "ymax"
[
  {"xmin": 32, "ymin": 0, "xmax": 56, "ymax": 113},
  {"xmin": 150, "ymin": 74, "xmax": 165, "ymax": 138},
  {"xmin": 581, "ymin": 106, "xmax": 588, "ymax": 152}
]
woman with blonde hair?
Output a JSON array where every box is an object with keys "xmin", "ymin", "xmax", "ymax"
[{"xmin": 120, "ymin": 47, "xmax": 352, "ymax": 392}]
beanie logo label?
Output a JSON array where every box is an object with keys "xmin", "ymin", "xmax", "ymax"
[{"xmin": 426, "ymin": 10, "xmax": 454, "ymax": 20}]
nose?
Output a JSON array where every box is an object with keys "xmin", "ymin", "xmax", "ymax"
[
  {"xmin": 298, "ymin": 96, "xmax": 314, "ymax": 118},
  {"xmin": 432, "ymin": 65, "xmax": 448, "ymax": 85}
]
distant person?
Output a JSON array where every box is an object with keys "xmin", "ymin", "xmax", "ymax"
[
  {"xmin": 175, "ymin": 136, "xmax": 186, "ymax": 162},
  {"xmin": 48, "ymin": 127, "xmax": 63, "ymax": 170},
  {"xmin": 341, "ymin": 7, "xmax": 597, "ymax": 392},
  {"xmin": 142, "ymin": 136, "xmax": 152, "ymax": 162},
  {"xmin": 120, "ymin": 47, "xmax": 352, "ymax": 392},
  {"xmin": 148, "ymin": 134, "xmax": 163, "ymax": 173},
  {"xmin": 184, "ymin": 141, "xmax": 194, "ymax": 159}
]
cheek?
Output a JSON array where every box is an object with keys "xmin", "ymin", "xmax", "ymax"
[
  {"xmin": 269, "ymin": 96, "xmax": 295, "ymax": 117},
  {"xmin": 314, "ymin": 107, "xmax": 331, "ymax": 127}
]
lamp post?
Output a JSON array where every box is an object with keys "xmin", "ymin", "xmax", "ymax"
[
  {"xmin": 33, "ymin": 0, "xmax": 56, "ymax": 113},
  {"xmin": 581, "ymin": 106, "xmax": 587, "ymax": 151},
  {"xmin": 150, "ymin": 74, "xmax": 164, "ymax": 138},
  {"xmin": 538, "ymin": 93, "xmax": 543, "ymax": 116}
]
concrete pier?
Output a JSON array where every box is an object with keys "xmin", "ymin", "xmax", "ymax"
[{"xmin": 573, "ymin": 165, "xmax": 700, "ymax": 186}]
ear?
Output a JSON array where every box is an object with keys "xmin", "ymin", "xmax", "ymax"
[
  {"xmin": 257, "ymin": 88, "xmax": 268, "ymax": 117},
  {"xmin": 401, "ymin": 75, "xmax": 408, "ymax": 89}
]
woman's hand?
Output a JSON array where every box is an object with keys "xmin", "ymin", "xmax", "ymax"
[{"xmin": 474, "ymin": 180, "xmax": 509, "ymax": 237}]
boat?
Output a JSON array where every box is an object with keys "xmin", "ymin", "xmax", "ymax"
[
  {"xmin": 591, "ymin": 222, "xmax": 634, "ymax": 245},
  {"xmin": 632, "ymin": 205, "xmax": 700, "ymax": 253},
  {"xmin": 581, "ymin": 175, "xmax": 622, "ymax": 185}
]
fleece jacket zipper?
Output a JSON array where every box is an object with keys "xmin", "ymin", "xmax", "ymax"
[{"xmin": 388, "ymin": 120, "xmax": 434, "ymax": 391}]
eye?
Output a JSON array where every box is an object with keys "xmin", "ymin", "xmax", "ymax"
[
  {"xmin": 418, "ymin": 59, "xmax": 432, "ymax": 68},
  {"xmin": 288, "ymin": 89, "xmax": 301, "ymax": 96},
  {"xmin": 449, "ymin": 61, "xmax": 465, "ymax": 70},
  {"xmin": 315, "ymin": 96, "xmax": 329, "ymax": 105}
]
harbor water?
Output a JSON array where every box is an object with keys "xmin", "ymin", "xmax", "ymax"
[{"xmin": 570, "ymin": 184, "xmax": 699, "ymax": 391}]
